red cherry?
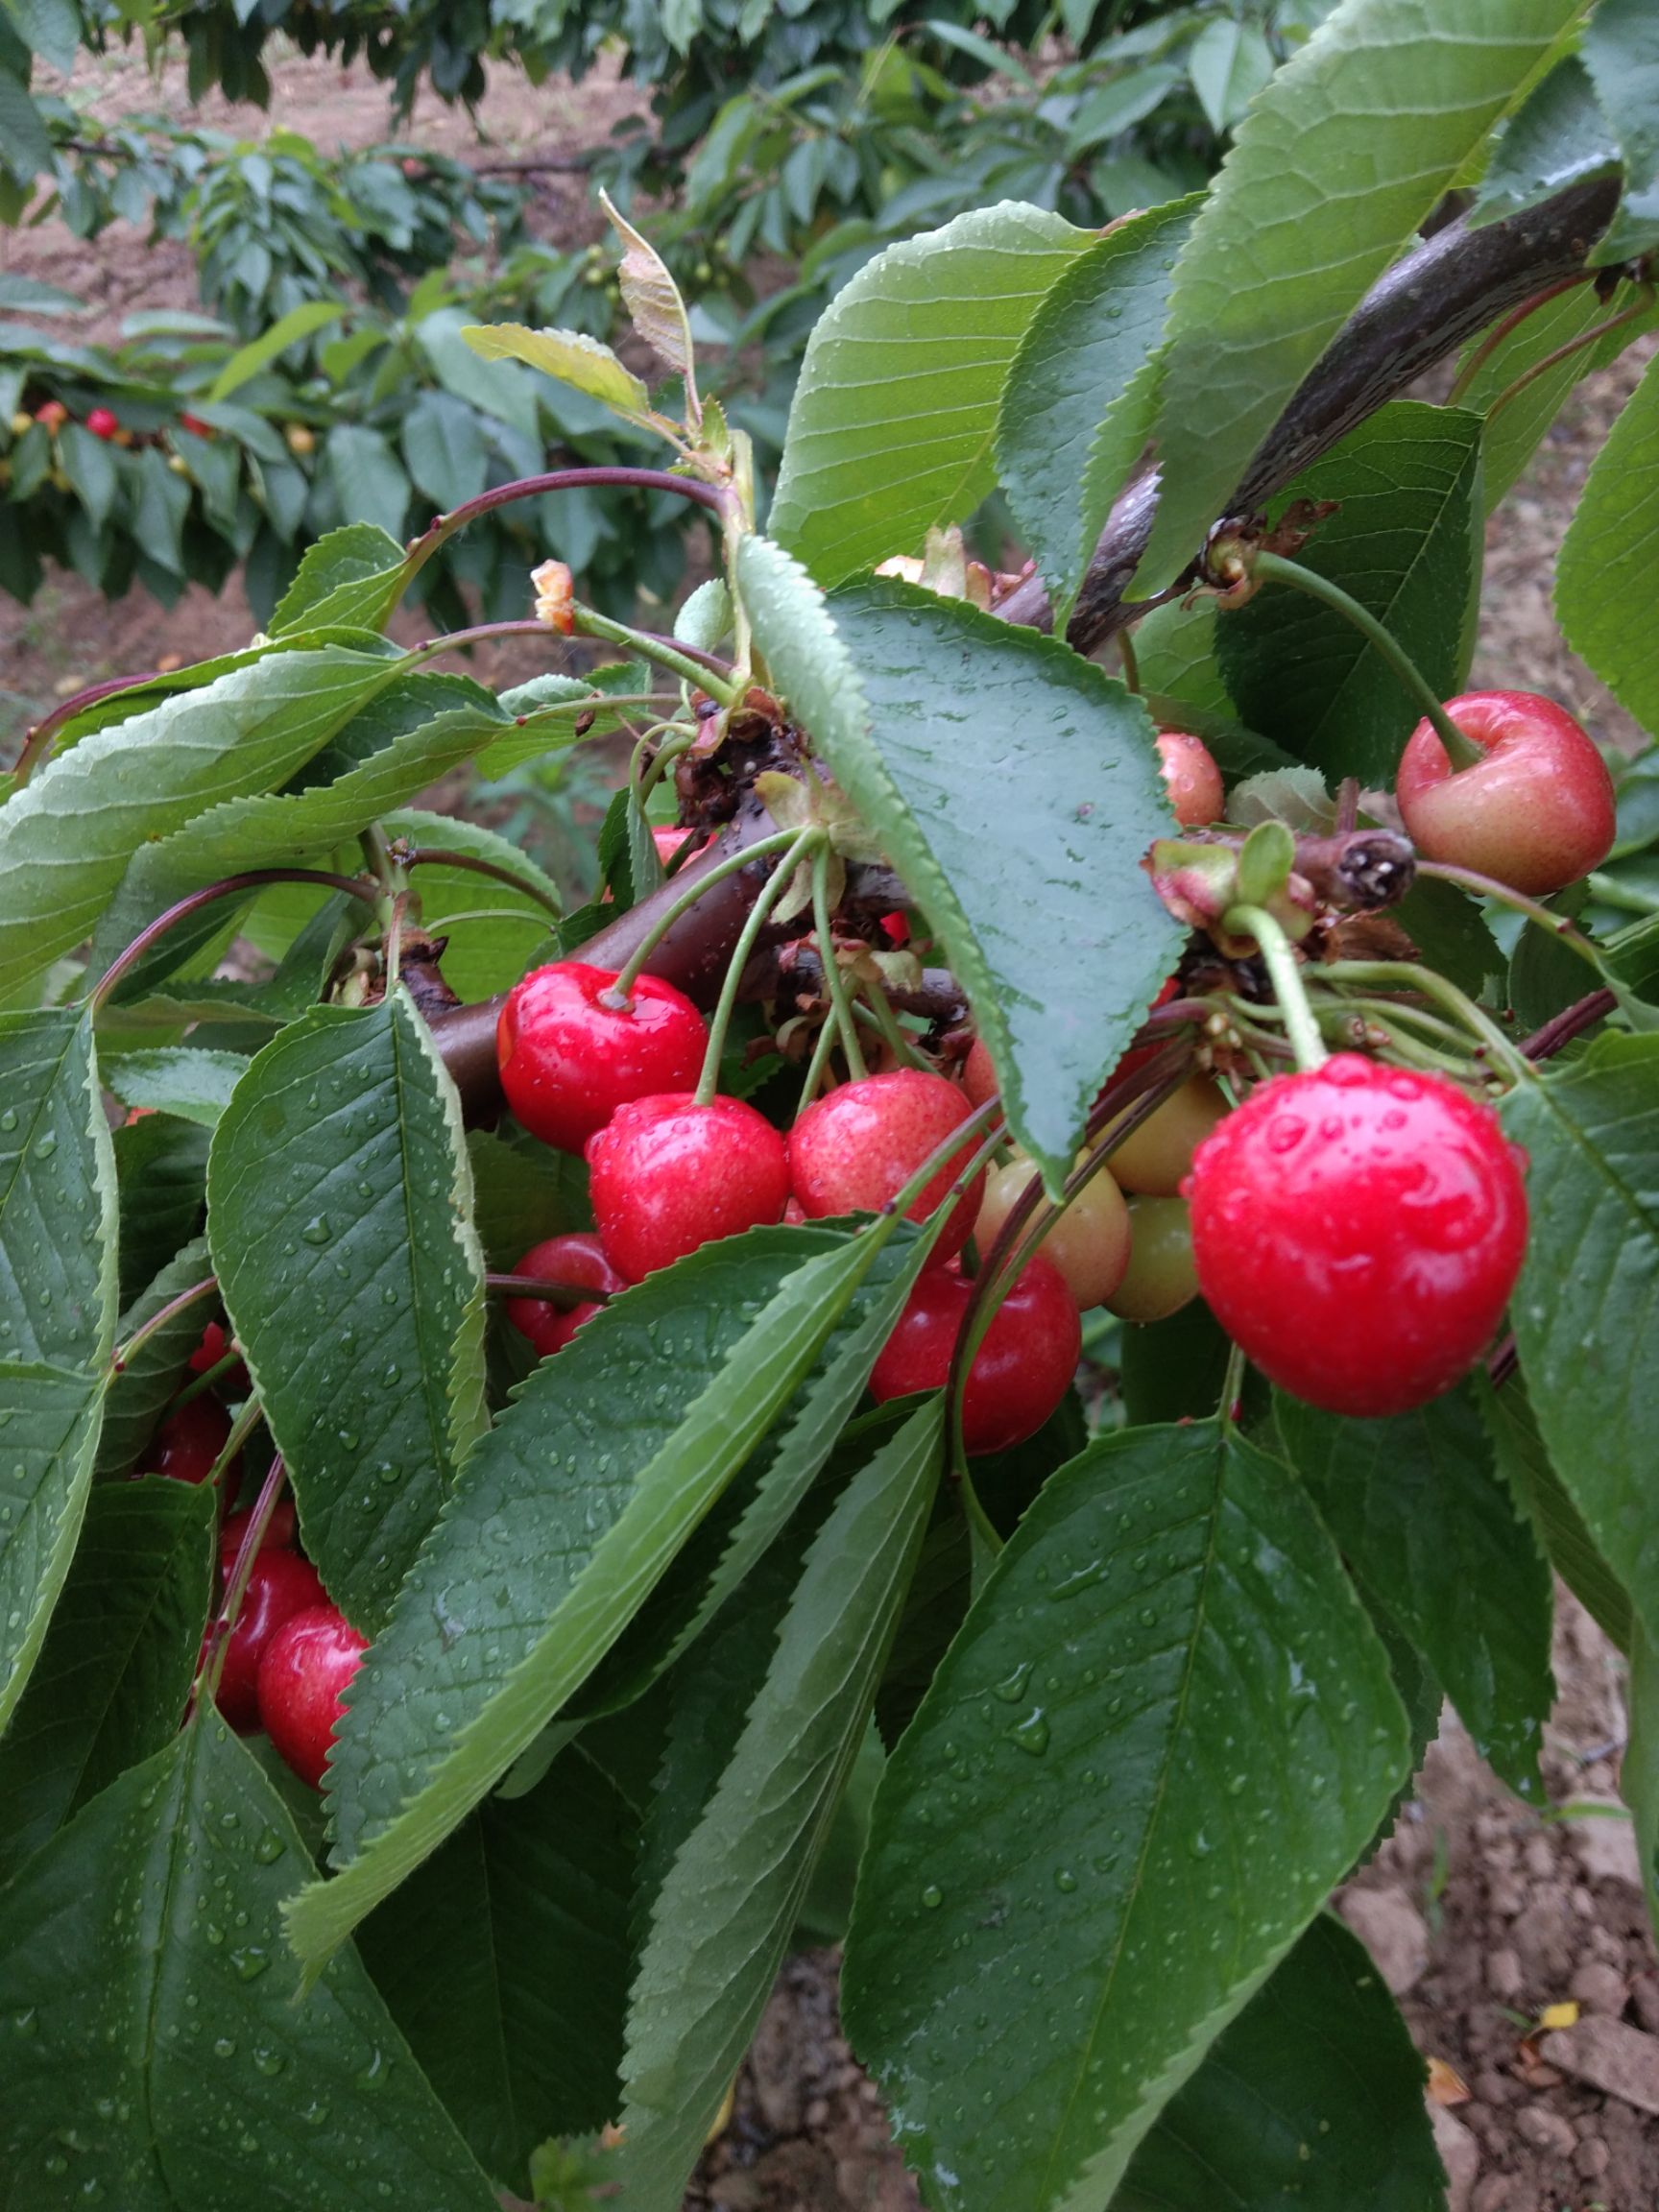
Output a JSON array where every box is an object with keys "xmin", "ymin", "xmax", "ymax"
[
  {"xmin": 1186, "ymin": 1054, "xmax": 1527, "ymax": 1417},
  {"xmin": 187, "ymin": 1318, "xmax": 251, "ymax": 1394},
  {"xmin": 505, "ymin": 1233, "xmax": 626, "ymax": 1357},
  {"xmin": 220, "ymin": 1502, "xmax": 298, "ymax": 1559},
  {"xmin": 653, "ymin": 826, "xmax": 692, "ymax": 867},
  {"xmin": 214, "ymin": 1549, "xmax": 326, "ymax": 1733},
  {"xmin": 85, "ymin": 405, "xmax": 120, "ymax": 441},
  {"xmin": 34, "ymin": 399, "xmax": 68, "ymax": 432},
  {"xmin": 180, "ymin": 412, "xmax": 213, "ymax": 438},
  {"xmin": 1156, "ymin": 731, "xmax": 1224, "ymax": 827},
  {"xmin": 869, "ymin": 1254, "xmax": 1080, "ymax": 1455},
  {"xmin": 961, "ymin": 1037, "xmax": 997, "ymax": 1109},
  {"xmin": 144, "ymin": 1395, "xmax": 236, "ymax": 1485},
  {"xmin": 256, "ymin": 1604, "xmax": 368, "ymax": 1789},
  {"xmin": 497, "ymin": 961, "xmax": 707, "ymax": 1154},
  {"xmin": 878, "ymin": 911, "xmax": 910, "ymax": 947},
  {"xmin": 588, "ymin": 1093, "xmax": 790, "ymax": 1281},
  {"xmin": 787, "ymin": 1070, "xmax": 983, "ymax": 1260},
  {"xmin": 1395, "ymin": 689, "xmax": 1615, "ymax": 897}
]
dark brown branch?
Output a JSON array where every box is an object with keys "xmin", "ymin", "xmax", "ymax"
[
  {"xmin": 1520, "ymin": 987, "xmax": 1617, "ymax": 1062},
  {"xmin": 993, "ymin": 175, "xmax": 1622, "ymax": 652}
]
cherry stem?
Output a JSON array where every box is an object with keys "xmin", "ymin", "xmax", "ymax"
[
  {"xmin": 485, "ymin": 1272, "xmax": 609, "ymax": 1310},
  {"xmin": 1221, "ymin": 903, "xmax": 1329, "ymax": 1072},
  {"xmin": 12, "ymin": 667, "xmax": 167, "ymax": 786},
  {"xmin": 610, "ymin": 826, "xmax": 805, "ymax": 1003},
  {"xmin": 191, "ymin": 1452, "xmax": 288, "ymax": 1722},
  {"xmin": 1445, "ymin": 274, "xmax": 1589, "ymax": 405},
  {"xmin": 1484, "ymin": 286, "xmax": 1656, "ymax": 424},
  {"xmin": 1217, "ymin": 1340, "xmax": 1247, "ymax": 1427},
  {"xmin": 855, "ymin": 988, "xmax": 927, "ymax": 1071},
  {"xmin": 694, "ymin": 829, "xmax": 822, "ymax": 1106},
  {"xmin": 1117, "ymin": 627, "xmax": 1141, "ymax": 693},
  {"xmin": 400, "ymin": 466, "xmax": 729, "ymax": 589},
  {"xmin": 88, "ymin": 868, "xmax": 378, "ymax": 1016},
  {"xmin": 1521, "ymin": 987, "xmax": 1618, "ymax": 1062},
  {"xmin": 798, "ymin": 1009, "xmax": 842, "ymax": 1112},
  {"xmin": 810, "ymin": 845, "xmax": 866, "ymax": 1081},
  {"xmin": 1318, "ymin": 958, "xmax": 1530, "ymax": 1079},
  {"xmin": 1247, "ymin": 550, "xmax": 1484, "ymax": 771},
  {"xmin": 111, "ymin": 1275, "xmax": 217, "ymax": 1371},
  {"xmin": 1415, "ymin": 859, "xmax": 1607, "ymax": 972},
  {"xmin": 402, "ymin": 847, "xmax": 564, "ymax": 920},
  {"xmin": 169, "ymin": 1352, "xmax": 239, "ymax": 1412},
  {"xmin": 574, "ymin": 604, "xmax": 741, "ymax": 708}
]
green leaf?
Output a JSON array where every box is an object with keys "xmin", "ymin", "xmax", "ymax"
[
  {"xmin": 400, "ymin": 390, "xmax": 489, "ymax": 517},
  {"xmin": 378, "ymin": 806, "xmax": 562, "ymax": 1004},
  {"xmin": 602, "ymin": 189, "xmax": 697, "ymax": 389},
  {"xmin": 0, "ymin": 647, "xmax": 407, "ymax": 1002},
  {"xmin": 357, "ymin": 1740, "xmax": 637, "ymax": 2182},
  {"xmin": 1187, "ymin": 18, "xmax": 1276, "ymax": 135},
  {"xmin": 325, "ymin": 424, "xmax": 410, "ymax": 545},
  {"xmin": 1115, "ymin": 1912, "xmax": 1445, "ymax": 2211},
  {"xmin": 1503, "ymin": 1036, "xmax": 1659, "ymax": 1646},
  {"xmin": 269, "ymin": 521, "xmax": 408, "ymax": 637},
  {"xmin": 615, "ymin": 1401, "xmax": 942, "ymax": 2210},
  {"xmin": 1582, "ymin": 0, "xmax": 1659, "ymax": 263},
  {"xmin": 465, "ymin": 1124, "xmax": 588, "ymax": 1272},
  {"xmin": 1468, "ymin": 55, "xmax": 1619, "ymax": 227},
  {"xmin": 997, "ymin": 198, "xmax": 1197, "ymax": 632},
  {"xmin": 769, "ymin": 203, "xmax": 1091, "ymax": 586},
  {"xmin": 1476, "ymin": 1369, "xmax": 1632, "ymax": 1654},
  {"xmin": 737, "ymin": 541, "xmax": 1183, "ymax": 1186},
  {"xmin": 1137, "ymin": 0, "xmax": 1582, "ymax": 591},
  {"xmin": 1216, "ymin": 402, "xmax": 1483, "ymax": 783},
  {"xmin": 0, "ymin": 1009, "xmax": 116, "ymax": 1371},
  {"xmin": 56, "ymin": 421, "xmax": 118, "ymax": 535},
  {"xmin": 96, "ymin": 1236, "xmax": 212, "ymax": 1479},
  {"xmin": 205, "ymin": 300, "xmax": 347, "ymax": 402},
  {"xmin": 112, "ymin": 1117, "xmax": 209, "ymax": 1308},
  {"xmin": 1626, "ymin": 1620, "xmax": 1659, "ymax": 1920},
  {"xmin": 287, "ymin": 1222, "xmax": 901, "ymax": 1973},
  {"xmin": 207, "ymin": 990, "xmax": 487, "ymax": 1636},
  {"xmin": 101, "ymin": 1047, "xmax": 247, "ymax": 1129},
  {"xmin": 1276, "ymin": 1383, "xmax": 1553, "ymax": 1799},
  {"xmin": 0, "ymin": 0, "xmax": 78, "ymax": 77},
  {"xmin": 0, "ymin": 272, "xmax": 83, "ymax": 315},
  {"xmin": 842, "ymin": 1420, "xmax": 1408, "ymax": 2212},
  {"xmin": 463, "ymin": 322, "xmax": 651, "ymax": 422},
  {"xmin": 1557, "ymin": 349, "xmax": 1659, "ymax": 735},
  {"xmin": 0, "ymin": 1365, "xmax": 106, "ymax": 1734},
  {"xmin": 1392, "ymin": 873, "xmax": 1504, "ymax": 998},
  {"xmin": 0, "ymin": 1477, "xmax": 215, "ymax": 1887},
  {"xmin": 0, "ymin": 1714, "xmax": 498, "ymax": 2210}
]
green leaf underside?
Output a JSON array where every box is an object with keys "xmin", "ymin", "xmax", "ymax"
[
  {"xmin": 1137, "ymin": 0, "xmax": 1583, "ymax": 592},
  {"xmin": 0, "ymin": 648, "xmax": 407, "ymax": 1001},
  {"xmin": 288, "ymin": 1223, "xmax": 892, "ymax": 1973},
  {"xmin": 0, "ymin": 1366, "xmax": 107, "ymax": 1736},
  {"xmin": 1469, "ymin": 54, "xmax": 1618, "ymax": 228},
  {"xmin": 1476, "ymin": 1370, "xmax": 1632, "ymax": 1654},
  {"xmin": 737, "ymin": 541, "xmax": 1183, "ymax": 1187},
  {"xmin": 0, "ymin": 1009, "xmax": 115, "ymax": 1371},
  {"xmin": 1557, "ymin": 349, "xmax": 1659, "ymax": 733},
  {"xmin": 1216, "ymin": 402, "xmax": 1483, "ymax": 784},
  {"xmin": 1276, "ymin": 1385, "xmax": 1553, "ymax": 1800},
  {"xmin": 0, "ymin": 1478, "xmax": 215, "ymax": 1887},
  {"xmin": 100, "ymin": 1049, "xmax": 248, "ymax": 1129},
  {"xmin": 843, "ymin": 1420, "xmax": 1408, "ymax": 2212},
  {"xmin": 998, "ymin": 199, "xmax": 1198, "ymax": 632},
  {"xmin": 269, "ymin": 522, "xmax": 409, "ymax": 637},
  {"xmin": 616, "ymin": 1402, "xmax": 943, "ymax": 2209},
  {"xmin": 1582, "ymin": 0, "xmax": 1659, "ymax": 263},
  {"xmin": 1503, "ymin": 1036, "xmax": 1659, "ymax": 1647},
  {"xmin": 96, "ymin": 1237, "xmax": 213, "ymax": 1480},
  {"xmin": 1115, "ymin": 1912, "xmax": 1444, "ymax": 2211},
  {"xmin": 0, "ymin": 1715, "xmax": 497, "ymax": 2211},
  {"xmin": 357, "ymin": 1741, "xmax": 637, "ymax": 2184},
  {"xmin": 207, "ymin": 993, "xmax": 487, "ymax": 1637},
  {"xmin": 769, "ymin": 202, "xmax": 1092, "ymax": 586}
]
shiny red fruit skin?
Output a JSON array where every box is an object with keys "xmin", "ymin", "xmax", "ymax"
[
  {"xmin": 868, "ymin": 1254, "xmax": 1081, "ymax": 1455},
  {"xmin": 215, "ymin": 1550, "xmax": 326, "ymax": 1733},
  {"xmin": 188, "ymin": 1318, "xmax": 251, "ymax": 1394},
  {"xmin": 961, "ymin": 1037, "xmax": 997, "ymax": 1109},
  {"xmin": 1186, "ymin": 1054, "xmax": 1527, "ymax": 1417},
  {"xmin": 85, "ymin": 406, "xmax": 120, "ymax": 441},
  {"xmin": 256, "ymin": 1604, "xmax": 368, "ymax": 1789},
  {"xmin": 787, "ymin": 1070, "xmax": 983, "ymax": 1261},
  {"xmin": 496, "ymin": 962, "xmax": 707, "ymax": 1153},
  {"xmin": 146, "ymin": 1394, "xmax": 234, "ymax": 1484},
  {"xmin": 1395, "ymin": 689, "xmax": 1615, "ymax": 897},
  {"xmin": 588, "ymin": 1094, "xmax": 791, "ymax": 1281},
  {"xmin": 1156, "ymin": 731, "xmax": 1225, "ymax": 827},
  {"xmin": 505, "ymin": 1232, "xmax": 626, "ymax": 1357}
]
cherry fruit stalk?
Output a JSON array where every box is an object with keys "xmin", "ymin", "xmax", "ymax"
[{"xmin": 1186, "ymin": 1054, "xmax": 1527, "ymax": 1417}]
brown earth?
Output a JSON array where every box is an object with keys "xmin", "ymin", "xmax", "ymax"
[{"xmin": 5, "ymin": 46, "xmax": 1659, "ymax": 2212}]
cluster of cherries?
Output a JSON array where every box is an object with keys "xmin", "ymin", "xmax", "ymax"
[{"xmin": 137, "ymin": 1332, "xmax": 366, "ymax": 1789}]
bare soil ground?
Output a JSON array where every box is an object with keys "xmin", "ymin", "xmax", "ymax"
[{"xmin": 4, "ymin": 47, "xmax": 1658, "ymax": 2212}]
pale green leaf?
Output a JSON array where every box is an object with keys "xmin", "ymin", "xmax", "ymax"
[
  {"xmin": 462, "ymin": 323, "xmax": 652, "ymax": 421},
  {"xmin": 1476, "ymin": 1368, "xmax": 1631, "ymax": 1654},
  {"xmin": 100, "ymin": 1048, "xmax": 247, "ymax": 1129},
  {"xmin": 1137, "ymin": 0, "xmax": 1583, "ymax": 591},
  {"xmin": 0, "ymin": 1008, "xmax": 116, "ymax": 1370},
  {"xmin": 1557, "ymin": 349, "xmax": 1659, "ymax": 735},
  {"xmin": 770, "ymin": 203, "xmax": 1091, "ymax": 586},
  {"xmin": 269, "ymin": 522, "xmax": 408, "ymax": 637},
  {"xmin": 0, "ymin": 1365, "xmax": 106, "ymax": 1734},
  {"xmin": 206, "ymin": 300, "xmax": 347, "ymax": 402}
]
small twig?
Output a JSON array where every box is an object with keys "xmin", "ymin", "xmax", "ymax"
[{"xmin": 1520, "ymin": 987, "xmax": 1617, "ymax": 1062}]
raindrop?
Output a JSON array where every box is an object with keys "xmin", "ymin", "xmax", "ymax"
[
  {"xmin": 34, "ymin": 1132, "xmax": 57, "ymax": 1159},
  {"xmin": 1008, "ymin": 1710, "xmax": 1050, "ymax": 1757},
  {"xmin": 231, "ymin": 1947, "xmax": 270, "ymax": 1982},
  {"xmin": 253, "ymin": 1829, "xmax": 285, "ymax": 1864},
  {"xmin": 301, "ymin": 1214, "xmax": 330, "ymax": 1245},
  {"xmin": 921, "ymin": 1884, "xmax": 944, "ymax": 1910},
  {"xmin": 1054, "ymin": 1869, "xmax": 1077, "ymax": 1893},
  {"xmin": 0, "ymin": 1108, "xmax": 15, "ymax": 1131},
  {"xmin": 212, "ymin": 2035, "xmax": 237, "ymax": 2059},
  {"xmin": 991, "ymin": 1660, "xmax": 1032, "ymax": 1705}
]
